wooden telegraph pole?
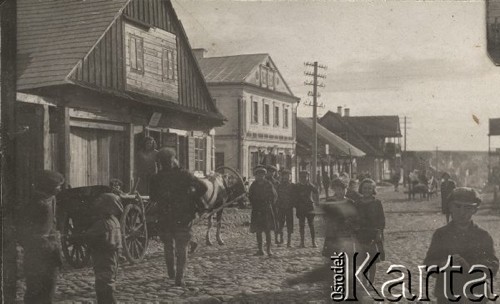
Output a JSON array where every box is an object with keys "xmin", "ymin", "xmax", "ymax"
[
  {"xmin": 304, "ymin": 61, "xmax": 327, "ymax": 185},
  {"xmin": 1, "ymin": 0, "xmax": 19, "ymax": 302}
]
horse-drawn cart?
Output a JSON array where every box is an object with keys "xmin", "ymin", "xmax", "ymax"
[{"xmin": 56, "ymin": 167, "xmax": 246, "ymax": 268}]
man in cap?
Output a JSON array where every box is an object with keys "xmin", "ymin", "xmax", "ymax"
[
  {"xmin": 423, "ymin": 187, "xmax": 498, "ymax": 303},
  {"xmin": 295, "ymin": 170, "xmax": 319, "ymax": 248},
  {"xmin": 249, "ymin": 166, "xmax": 278, "ymax": 256},
  {"xmin": 86, "ymin": 193, "xmax": 123, "ymax": 303},
  {"xmin": 265, "ymin": 165, "xmax": 281, "ymax": 244},
  {"xmin": 18, "ymin": 170, "xmax": 65, "ymax": 304},
  {"xmin": 440, "ymin": 172, "xmax": 456, "ymax": 224},
  {"xmin": 276, "ymin": 169, "xmax": 295, "ymax": 247},
  {"xmin": 150, "ymin": 148, "xmax": 208, "ymax": 286}
]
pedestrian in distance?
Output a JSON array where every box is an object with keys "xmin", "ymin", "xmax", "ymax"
[
  {"xmin": 249, "ymin": 166, "xmax": 278, "ymax": 256},
  {"xmin": 86, "ymin": 193, "xmax": 123, "ymax": 304},
  {"xmin": 321, "ymin": 170, "xmax": 331, "ymax": 199},
  {"xmin": 355, "ymin": 178, "xmax": 386, "ymax": 283},
  {"xmin": 150, "ymin": 148, "xmax": 208, "ymax": 286},
  {"xmin": 316, "ymin": 171, "xmax": 323, "ymax": 194},
  {"xmin": 135, "ymin": 136, "xmax": 158, "ymax": 195},
  {"xmin": 18, "ymin": 170, "xmax": 65, "ymax": 304},
  {"xmin": 295, "ymin": 170, "xmax": 319, "ymax": 248},
  {"xmin": 345, "ymin": 179, "xmax": 362, "ymax": 202},
  {"xmin": 440, "ymin": 172, "xmax": 456, "ymax": 224},
  {"xmin": 276, "ymin": 169, "xmax": 295, "ymax": 247},
  {"xmin": 423, "ymin": 187, "xmax": 499, "ymax": 303}
]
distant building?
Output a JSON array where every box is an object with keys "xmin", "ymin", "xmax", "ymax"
[
  {"xmin": 319, "ymin": 108, "xmax": 402, "ymax": 182},
  {"xmin": 487, "ymin": 0, "xmax": 500, "ymax": 65},
  {"xmin": 296, "ymin": 117, "xmax": 365, "ymax": 177},
  {"xmin": 195, "ymin": 50, "xmax": 300, "ymax": 181}
]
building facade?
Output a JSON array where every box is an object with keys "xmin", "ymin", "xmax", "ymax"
[
  {"xmin": 195, "ymin": 52, "xmax": 300, "ymax": 181},
  {"xmin": 15, "ymin": 0, "xmax": 224, "ymax": 199}
]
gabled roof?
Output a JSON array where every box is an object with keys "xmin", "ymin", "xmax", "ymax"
[
  {"xmin": 196, "ymin": 53, "xmax": 295, "ymax": 98},
  {"xmin": 196, "ymin": 54, "xmax": 269, "ymax": 83},
  {"xmin": 344, "ymin": 116, "xmax": 402, "ymax": 137},
  {"xmin": 17, "ymin": 0, "xmax": 130, "ymax": 90},
  {"xmin": 319, "ymin": 111, "xmax": 380, "ymax": 156},
  {"xmin": 296, "ymin": 117, "xmax": 365, "ymax": 158}
]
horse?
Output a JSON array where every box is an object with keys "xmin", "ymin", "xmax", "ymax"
[{"xmin": 196, "ymin": 168, "xmax": 246, "ymax": 247}]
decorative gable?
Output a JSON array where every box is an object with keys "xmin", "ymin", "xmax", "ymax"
[{"xmin": 245, "ymin": 57, "xmax": 293, "ymax": 96}]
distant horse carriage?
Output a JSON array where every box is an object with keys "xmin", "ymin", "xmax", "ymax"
[{"xmin": 57, "ymin": 167, "xmax": 246, "ymax": 268}]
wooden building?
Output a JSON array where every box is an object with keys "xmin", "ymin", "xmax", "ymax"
[
  {"xmin": 296, "ymin": 117, "xmax": 365, "ymax": 177},
  {"xmin": 319, "ymin": 108, "xmax": 402, "ymax": 182},
  {"xmin": 15, "ymin": 0, "xmax": 224, "ymax": 197},
  {"xmin": 194, "ymin": 51, "xmax": 300, "ymax": 181}
]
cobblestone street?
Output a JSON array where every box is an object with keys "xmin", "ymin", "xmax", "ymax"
[{"xmin": 15, "ymin": 187, "xmax": 500, "ymax": 303}]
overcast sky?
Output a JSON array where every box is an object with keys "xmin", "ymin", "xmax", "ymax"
[{"xmin": 172, "ymin": 0, "xmax": 500, "ymax": 151}]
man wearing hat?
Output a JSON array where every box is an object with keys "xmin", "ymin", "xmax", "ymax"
[
  {"xmin": 249, "ymin": 166, "xmax": 278, "ymax": 256},
  {"xmin": 18, "ymin": 170, "xmax": 65, "ymax": 304},
  {"xmin": 276, "ymin": 169, "xmax": 295, "ymax": 247},
  {"xmin": 265, "ymin": 165, "xmax": 282, "ymax": 244},
  {"xmin": 440, "ymin": 172, "xmax": 456, "ymax": 224},
  {"xmin": 150, "ymin": 148, "xmax": 208, "ymax": 286},
  {"xmin": 295, "ymin": 170, "xmax": 319, "ymax": 248},
  {"xmin": 86, "ymin": 193, "xmax": 123, "ymax": 303},
  {"xmin": 423, "ymin": 187, "xmax": 499, "ymax": 303}
]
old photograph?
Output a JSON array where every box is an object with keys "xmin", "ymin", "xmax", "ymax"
[{"xmin": 1, "ymin": 0, "xmax": 500, "ymax": 303}]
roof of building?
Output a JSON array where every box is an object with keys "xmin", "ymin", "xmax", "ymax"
[
  {"xmin": 344, "ymin": 116, "xmax": 402, "ymax": 137},
  {"xmin": 17, "ymin": 0, "xmax": 130, "ymax": 90},
  {"xmin": 196, "ymin": 54, "xmax": 269, "ymax": 83},
  {"xmin": 296, "ymin": 117, "xmax": 366, "ymax": 158},
  {"xmin": 319, "ymin": 112, "xmax": 380, "ymax": 156}
]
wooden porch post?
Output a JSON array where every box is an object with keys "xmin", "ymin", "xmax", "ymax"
[
  {"xmin": 125, "ymin": 123, "xmax": 134, "ymax": 192},
  {"xmin": 58, "ymin": 107, "xmax": 71, "ymax": 186}
]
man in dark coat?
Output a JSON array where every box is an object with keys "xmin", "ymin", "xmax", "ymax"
[
  {"xmin": 249, "ymin": 166, "xmax": 278, "ymax": 256},
  {"xmin": 265, "ymin": 165, "xmax": 281, "ymax": 245},
  {"xmin": 295, "ymin": 170, "xmax": 319, "ymax": 248},
  {"xmin": 424, "ymin": 187, "xmax": 498, "ymax": 303},
  {"xmin": 321, "ymin": 171, "xmax": 331, "ymax": 199},
  {"xmin": 150, "ymin": 148, "xmax": 208, "ymax": 286},
  {"xmin": 440, "ymin": 172, "xmax": 456, "ymax": 223},
  {"xmin": 19, "ymin": 170, "xmax": 65, "ymax": 304},
  {"xmin": 276, "ymin": 169, "xmax": 295, "ymax": 247}
]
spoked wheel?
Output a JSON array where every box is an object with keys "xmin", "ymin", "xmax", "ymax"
[
  {"xmin": 61, "ymin": 214, "xmax": 91, "ymax": 268},
  {"xmin": 215, "ymin": 166, "xmax": 247, "ymax": 205},
  {"xmin": 121, "ymin": 203, "xmax": 148, "ymax": 264}
]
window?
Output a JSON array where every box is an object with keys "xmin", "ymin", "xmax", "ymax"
[
  {"xmin": 283, "ymin": 107, "xmax": 289, "ymax": 128},
  {"xmin": 162, "ymin": 48, "xmax": 176, "ymax": 81},
  {"xmin": 129, "ymin": 35, "xmax": 144, "ymax": 74},
  {"xmin": 263, "ymin": 103, "xmax": 270, "ymax": 125},
  {"xmin": 251, "ymin": 99, "xmax": 259, "ymax": 124},
  {"xmin": 194, "ymin": 137, "xmax": 206, "ymax": 172},
  {"xmin": 274, "ymin": 105, "xmax": 280, "ymax": 127}
]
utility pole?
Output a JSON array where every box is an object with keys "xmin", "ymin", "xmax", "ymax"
[
  {"xmin": 404, "ymin": 116, "xmax": 407, "ymax": 152},
  {"xmin": 1, "ymin": 0, "xmax": 19, "ymax": 302},
  {"xmin": 436, "ymin": 146, "xmax": 439, "ymax": 174},
  {"xmin": 304, "ymin": 61, "xmax": 327, "ymax": 185}
]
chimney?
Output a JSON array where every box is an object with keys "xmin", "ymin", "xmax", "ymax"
[
  {"xmin": 337, "ymin": 106, "xmax": 343, "ymax": 116},
  {"xmin": 192, "ymin": 48, "xmax": 207, "ymax": 61},
  {"xmin": 344, "ymin": 108, "xmax": 350, "ymax": 117}
]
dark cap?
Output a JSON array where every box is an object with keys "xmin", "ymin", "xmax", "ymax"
[
  {"xmin": 299, "ymin": 170, "xmax": 310, "ymax": 176},
  {"xmin": 442, "ymin": 172, "xmax": 451, "ymax": 178},
  {"xmin": 157, "ymin": 147, "xmax": 176, "ymax": 163},
  {"xmin": 266, "ymin": 165, "xmax": 278, "ymax": 172},
  {"xmin": 254, "ymin": 165, "xmax": 267, "ymax": 174},
  {"xmin": 35, "ymin": 170, "xmax": 65, "ymax": 192},
  {"xmin": 281, "ymin": 169, "xmax": 291, "ymax": 175},
  {"xmin": 331, "ymin": 178, "xmax": 348, "ymax": 189},
  {"xmin": 448, "ymin": 187, "xmax": 481, "ymax": 206}
]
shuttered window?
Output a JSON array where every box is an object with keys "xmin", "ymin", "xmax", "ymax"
[
  {"xmin": 283, "ymin": 107, "xmax": 289, "ymax": 128},
  {"xmin": 194, "ymin": 137, "xmax": 206, "ymax": 172},
  {"xmin": 129, "ymin": 35, "xmax": 144, "ymax": 74},
  {"xmin": 162, "ymin": 48, "xmax": 177, "ymax": 81},
  {"xmin": 252, "ymin": 100, "xmax": 259, "ymax": 124},
  {"xmin": 264, "ymin": 103, "xmax": 270, "ymax": 126},
  {"xmin": 274, "ymin": 105, "xmax": 280, "ymax": 127}
]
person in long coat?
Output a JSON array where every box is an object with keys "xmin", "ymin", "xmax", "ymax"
[
  {"xmin": 136, "ymin": 136, "xmax": 158, "ymax": 195},
  {"xmin": 249, "ymin": 166, "xmax": 277, "ymax": 256},
  {"xmin": 440, "ymin": 172, "xmax": 456, "ymax": 223},
  {"xmin": 355, "ymin": 178, "xmax": 386, "ymax": 283},
  {"xmin": 18, "ymin": 170, "xmax": 65, "ymax": 304},
  {"xmin": 295, "ymin": 171, "xmax": 319, "ymax": 248},
  {"xmin": 276, "ymin": 169, "xmax": 295, "ymax": 247}
]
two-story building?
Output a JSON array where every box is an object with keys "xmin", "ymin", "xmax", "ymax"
[
  {"xmin": 14, "ymin": 0, "xmax": 224, "ymax": 198},
  {"xmin": 194, "ymin": 51, "xmax": 300, "ymax": 181},
  {"xmin": 319, "ymin": 108, "xmax": 402, "ymax": 182}
]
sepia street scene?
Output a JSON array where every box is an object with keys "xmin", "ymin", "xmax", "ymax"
[{"xmin": 1, "ymin": 0, "xmax": 500, "ymax": 303}]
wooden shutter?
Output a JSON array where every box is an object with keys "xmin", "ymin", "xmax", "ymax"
[
  {"xmin": 188, "ymin": 136, "xmax": 195, "ymax": 171},
  {"xmin": 136, "ymin": 38, "xmax": 144, "ymax": 72}
]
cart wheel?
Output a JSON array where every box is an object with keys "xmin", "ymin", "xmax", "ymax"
[
  {"xmin": 61, "ymin": 214, "xmax": 91, "ymax": 268},
  {"xmin": 121, "ymin": 204, "xmax": 148, "ymax": 264}
]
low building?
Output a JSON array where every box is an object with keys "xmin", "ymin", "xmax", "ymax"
[
  {"xmin": 15, "ymin": 0, "xmax": 225, "ymax": 198},
  {"xmin": 195, "ymin": 51, "xmax": 300, "ymax": 181},
  {"xmin": 319, "ymin": 108, "xmax": 402, "ymax": 182},
  {"xmin": 296, "ymin": 117, "xmax": 365, "ymax": 178}
]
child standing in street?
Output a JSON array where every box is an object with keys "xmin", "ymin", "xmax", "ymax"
[
  {"xmin": 295, "ymin": 170, "xmax": 319, "ymax": 248},
  {"xmin": 86, "ymin": 193, "xmax": 123, "ymax": 304}
]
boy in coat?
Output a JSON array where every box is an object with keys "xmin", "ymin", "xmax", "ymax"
[{"xmin": 295, "ymin": 170, "xmax": 319, "ymax": 248}]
